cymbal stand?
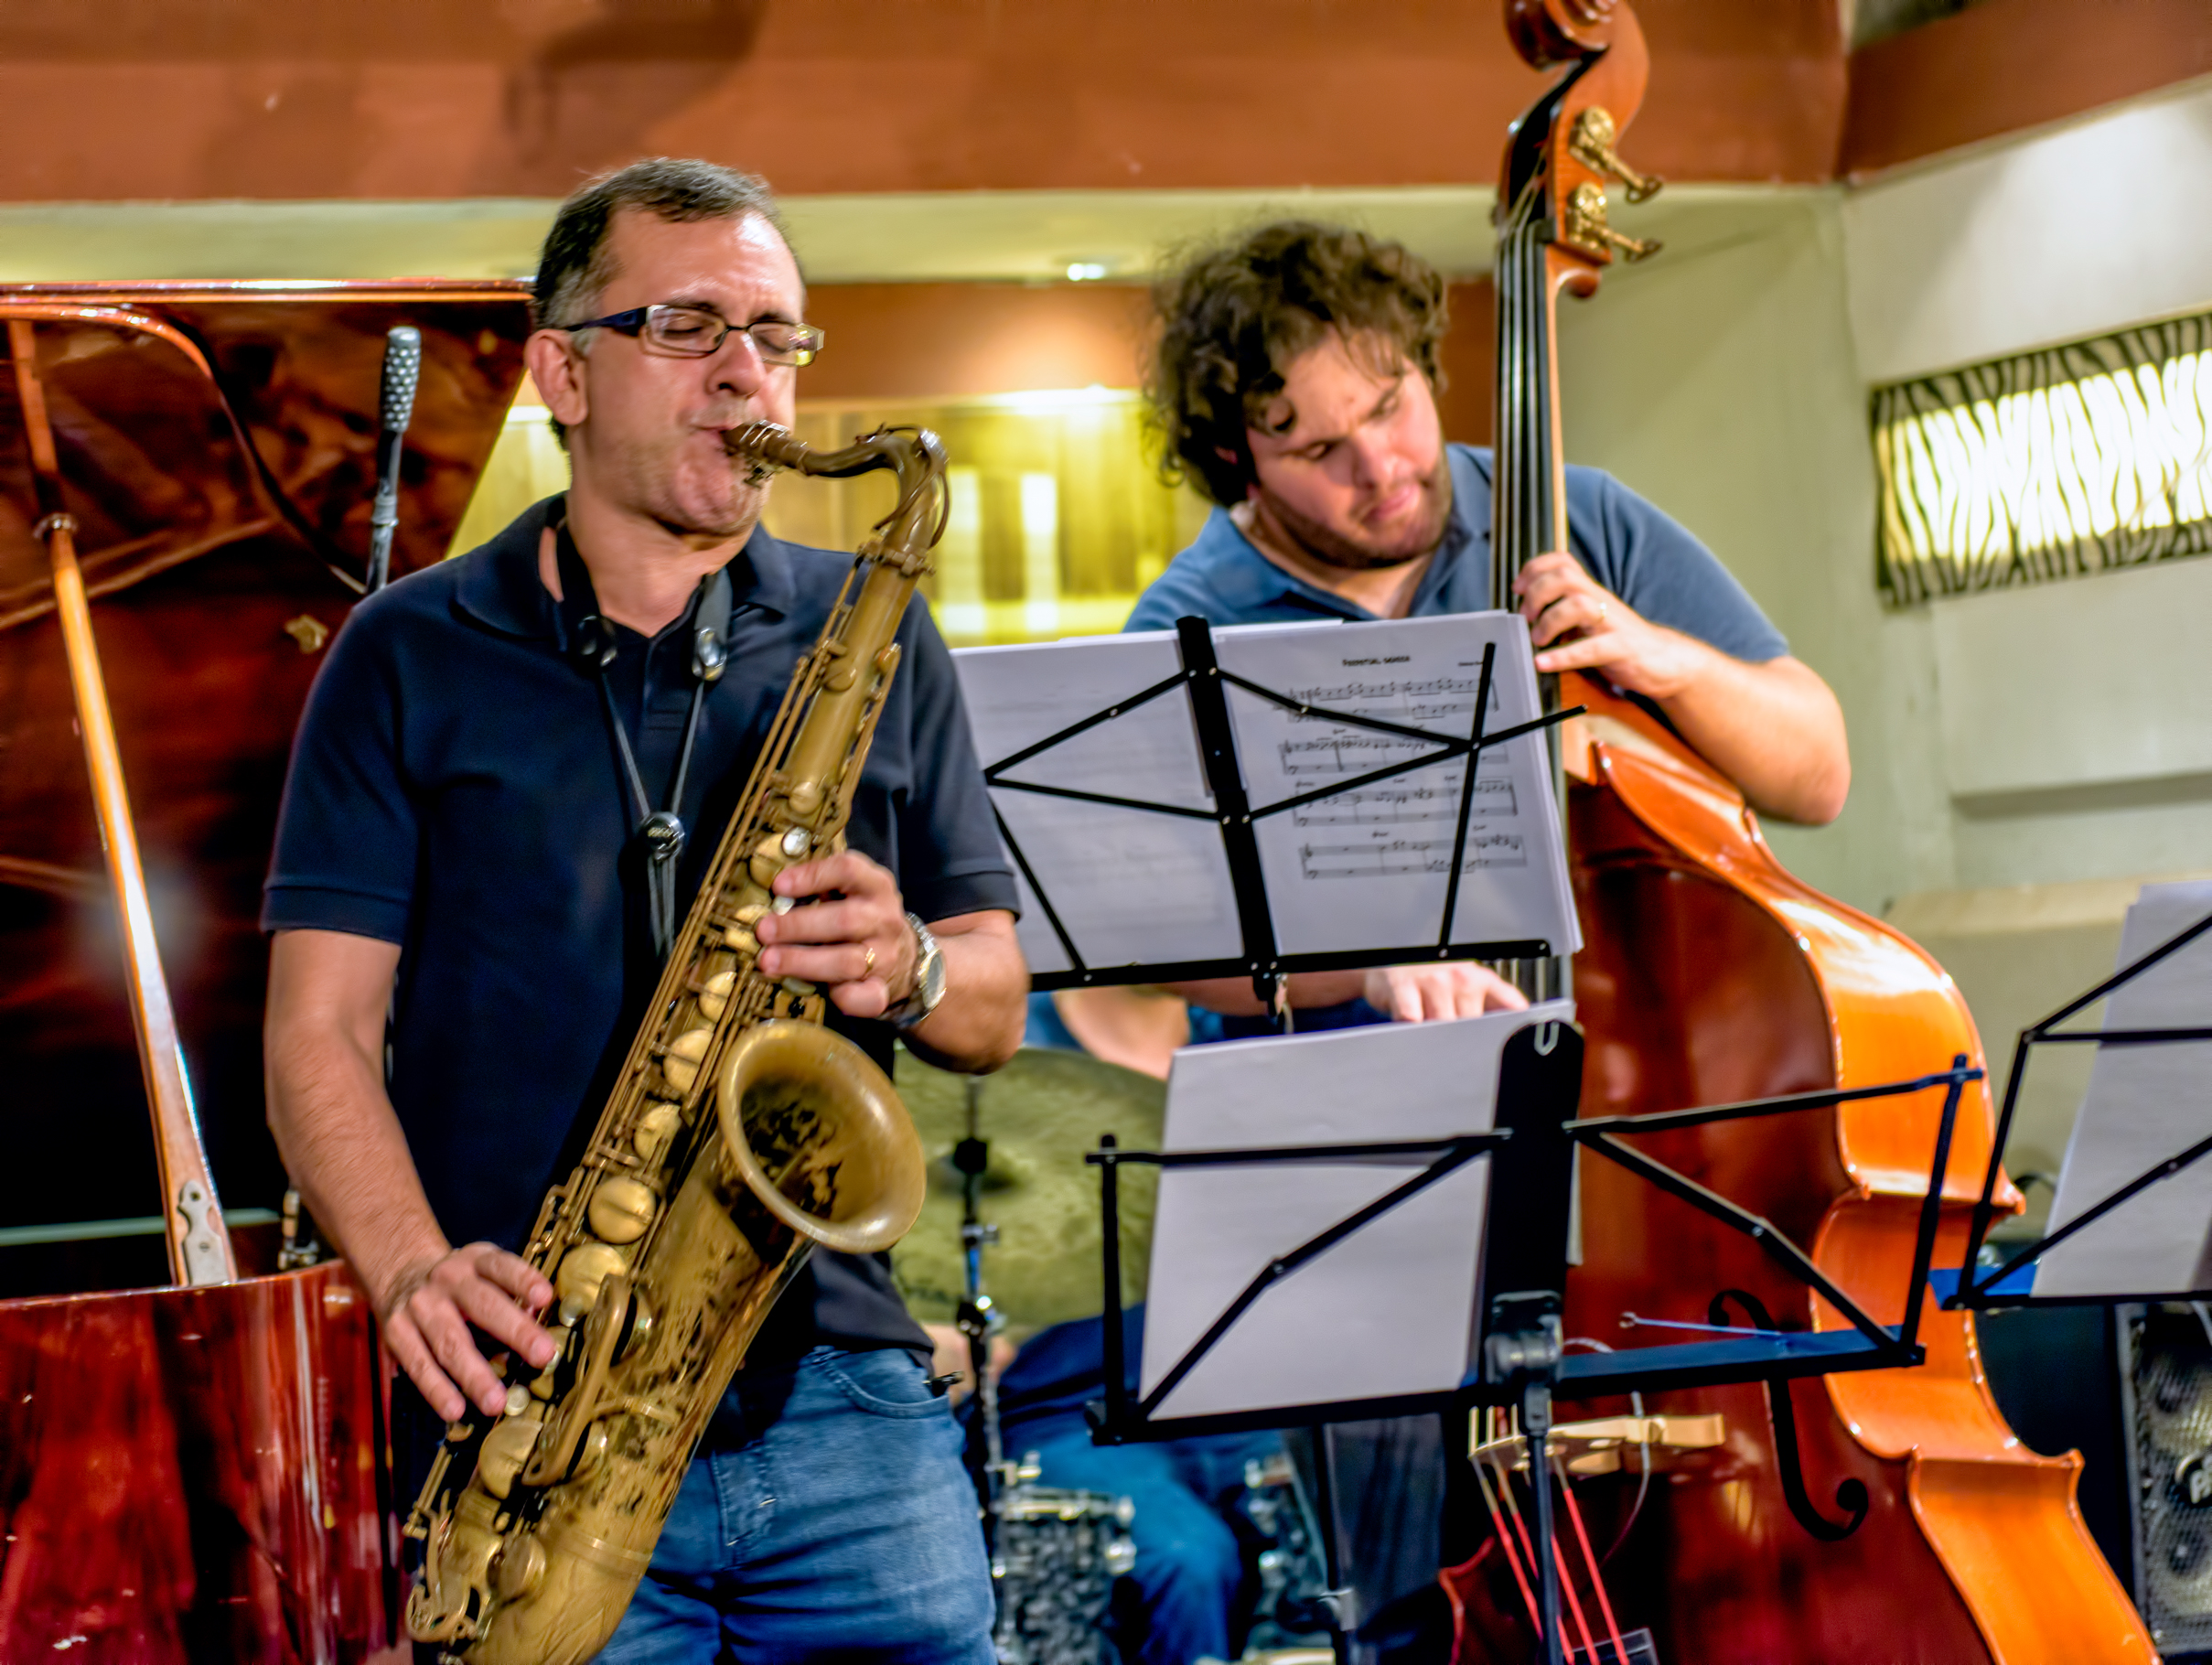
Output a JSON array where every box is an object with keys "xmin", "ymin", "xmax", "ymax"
[{"xmin": 954, "ymin": 1078, "xmax": 1012, "ymax": 1538}]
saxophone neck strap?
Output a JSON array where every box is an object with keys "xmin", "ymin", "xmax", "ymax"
[{"xmin": 553, "ymin": 513, "xmax": 736, "ymax": 960}]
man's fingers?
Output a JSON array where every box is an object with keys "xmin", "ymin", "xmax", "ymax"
[
  {"xmin": 1487, "ymin": 976, "xmax": 1531, "ymax": 1013},
  {"xmin": 772, "ymin": 850, "xmax": 892, "ymax": 900},
  {"xmin": 1391, "ymin": 976, "xmax": 1425, "ymax": 1024},
  {"xmin": 827, "ymin": 976, "xmax": 893, "ymax": 1019},
  {"xmin": 384, "ymin": 1315, "xmax": 468, "ymax": 1423},
  {"xmin": 414, "ymin": 1296, "xmax": 510, "ymax": 1416},
  {"xmin": 468, "ymin": 1245, "xmax": 553, "ymax": 1313},
  {"xmin": 451, "ymin": 1276, "xmax": 559, "ymax": 1370},
  {"xmin": 1532, "ymin": 631, "xmax": 1621, "ymax": 672},
  {"xmin": 757, "ymin": 897, "xmax": 877, "ymax": 945},
  {"xmin": 766, "ymin": 940, "xmax": 883, "ymax": 988}
]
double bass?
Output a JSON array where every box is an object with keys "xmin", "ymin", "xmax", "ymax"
[
  {"xmin": 0, "ymin": 281, "xmax": 531, "ymax": 1660},
  {"xmin": 1448, "ymin": 4, "xmax": 2155, "ymax": 1660}
]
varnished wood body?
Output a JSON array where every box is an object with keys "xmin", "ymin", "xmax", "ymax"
[
  {"xmin": 0, "ymin": 1262, "xmax": 391, "ymax": 1660},
  {"xmin": 1449, "ymin": 678, "xmax": 2151, "ymax": 1663},
  {"xmin": 0, "ymin": 281, "xmax": 529, "ymax": 1247},
  {"xmin": 0, "ymin": 282, "xmax": 532, "ymax": 1656}
]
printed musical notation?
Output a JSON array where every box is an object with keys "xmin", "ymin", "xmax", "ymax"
[
  {"xmin": 1299, "ymin": 831, "xmax": 1528, "ymax": 879},
  {"xmin": 1214, "ymin": 615, "xmax": 1578, "ymax": 957},
  {"xmin": 1286, "ymin": 778, "xmax": 1518, "ymax": 828}
]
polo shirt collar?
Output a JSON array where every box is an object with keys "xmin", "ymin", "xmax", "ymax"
[
  {"xmin": 1194, "ymin": 445, "xmax": 1492, "ymax": 621},
  {"xmin": 453, "ymin": 493, "xmax": 799, "ymax": 643}
]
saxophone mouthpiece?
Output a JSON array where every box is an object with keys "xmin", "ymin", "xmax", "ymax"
[{"xmin": 725, "ymin": 421, "xmax": 805, "ymax": 487}]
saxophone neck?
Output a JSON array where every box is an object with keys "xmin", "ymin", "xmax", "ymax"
[{"xmin": 726, "ymin": 423, "xmax": 949, "ymax": 577}]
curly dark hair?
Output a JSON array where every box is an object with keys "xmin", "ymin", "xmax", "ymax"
[{"xmin": 1147, "ymin": 220, "xmax": 1450, "ymax": 508}]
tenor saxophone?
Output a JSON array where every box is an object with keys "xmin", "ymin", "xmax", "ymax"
[{"xmin": 405, "ymin": 424, "xmax": 947, "ymax": 1664}]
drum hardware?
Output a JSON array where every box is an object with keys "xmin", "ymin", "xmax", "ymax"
[
  {"xmin": 915, "ymin": 1058, "xmax": 1143, "ymax": 1662},
  {"xmin": 892, "ymin": 1045, "xmax": 1164, "ymax": 1333},
  {"xmin": 1238, "ymin": 1448, "xmax": 1337, "ymax": 1656}
]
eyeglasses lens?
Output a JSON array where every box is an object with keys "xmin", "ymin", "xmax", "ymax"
[{"xmin": 640, "ymin": 306, "xmax": 820, "ymax": 366}]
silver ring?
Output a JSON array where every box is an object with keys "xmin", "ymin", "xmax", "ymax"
[{"xmin": 1596, "ymin": 599, "xmax": 1610, "ymax": 624}]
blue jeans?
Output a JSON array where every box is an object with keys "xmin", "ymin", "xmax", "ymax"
[
  {"xmin": 594, "ymin": 1346, "xmax": 994, "ymax": 1664},
  {"xmin": 1018, "ymin": 1424, "xmax": 1281, "ymax": 1665}
]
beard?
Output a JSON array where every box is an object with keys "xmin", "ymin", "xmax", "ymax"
[{"xmin": 1251, "ymin": 460, "xmax": 1454, "ymax": 573}]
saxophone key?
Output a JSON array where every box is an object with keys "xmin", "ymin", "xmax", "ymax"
[
  {"xmin": 660, "ymin": 1026, "xmax": 714, "ymax": 1094},
  {"xmin": 555, "ymin": 1241, "xmax": 627, "ymax": 1323},
  {"xmin": 476, "ymin": 1412, "xmax": 545, "ymax": 1501},
  {"xmin": 587, "ymin": 1176, "xmax": 658, "ymax": 1244},
  {"xmin": 699, "ymin": 959, "xmax": 743, "ymax": 1012},
  {"xmin": 632, "ymin": 1101, "xmax": 681, "ymax": 1162}
]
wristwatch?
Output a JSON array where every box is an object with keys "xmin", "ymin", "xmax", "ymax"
[{"xmin": 886, "ymin": 912, "xmax": 946, "ymax": 1028}]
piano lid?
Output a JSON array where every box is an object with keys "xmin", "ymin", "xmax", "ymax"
[
  {"xmin": 0, "ymin": 281, "xmax": 532, "ymax": 1284},
  {"xmin": 0, "ymin": 279, "xmax": 532, "ymax": 624}
]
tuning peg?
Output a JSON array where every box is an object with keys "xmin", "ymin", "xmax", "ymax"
[
  {"xmin": 1563, "ymin": 184, "xmax": 1662, "ymax": 263},
  {"xmin": 1568, "ymin": 107, "xmax": 1663, "ymax": 203}
]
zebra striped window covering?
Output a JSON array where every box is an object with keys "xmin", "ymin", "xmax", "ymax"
[{"xmin": 1873, "ymin": 311, "xmax": 2212, "ymax": 606}]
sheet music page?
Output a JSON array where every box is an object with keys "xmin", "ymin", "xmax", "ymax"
[
  {"xmin": 1139, "ymin": 1002, "xmax": 1573, "ymax": 1422},
  {"xmin": 952, "ymin": 632, "xmax": 1241, "ymax": 976},
  {"xmin": 2035, "ymin": 881, "xmax": 2212, "ymax": 1297},
  {"xmin": 1210, "ymin": 613, "xmax": 1580, "ymax": 959}
]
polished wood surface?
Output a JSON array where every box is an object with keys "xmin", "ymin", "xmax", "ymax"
[
  {"xmin": 1450, "ymin": 3, "xmax": 2155, "ymax": 1657},
  {"xmin": 1552, "ymin": 680, "xmax": 2151, "ymax": 1664},
  {"xmin": 0, "ymin": 282, "xmax": 530, "ymax": 1657},
  {"xmin": 0, "ymin": 281, "xmax": 530, "ymax": 1250},
  {"xmin": 7, "ymin": 314, "xmax": 234, "ymax": 1286},
  {"xmin": 0, "ymin": 1262, "xmax": 391, "ymax": 1660}
]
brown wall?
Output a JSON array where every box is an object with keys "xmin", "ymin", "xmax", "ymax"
[
  {"xmin": 800, "ymin": 278, "xmax": 1496, "ymax": 444},
  {"xmin": 0, "ymin": 0, "xmax": 1844, "ymax": 201},
  {"xmin": 1842, "ymin": 0, "xmax": 2212, "ymax": 177}
]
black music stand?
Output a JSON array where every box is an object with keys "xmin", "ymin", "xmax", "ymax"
[
  {"xmin": 1944, "ymin": 901, "xmax": 2212, "ymax": 1311},
  {"xmin": 985, "ymin": 616, "xmax": 1578, "ymax": 1002},
  {"xmin": 1085, "ymin": 1028, "xmax": 1981, "ymax": 1665}
]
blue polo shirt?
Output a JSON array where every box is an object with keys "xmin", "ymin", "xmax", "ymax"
[
  {"xmin": 1129, "ymin": 444, "xmax": 1787, "ymax": 1036},
  {"xmin": 1127, "ymin": 443, "xmax": 1789, "ymax": 663},
  {"xmin": 264, "ymin": 495, "xmax": 1017, "ymax": 1362}
]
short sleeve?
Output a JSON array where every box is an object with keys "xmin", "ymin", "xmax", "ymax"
[
  {"xmin": 1566, "ymin": 467, "xmax": 1790, "ymax": 664},
  {"xmin": 894, "ymin": 603, "xmax": 1019, "ymax": 924},
  {"xmin": 261, "ymin": 597, "xmax": 419, "ymax": 942}
]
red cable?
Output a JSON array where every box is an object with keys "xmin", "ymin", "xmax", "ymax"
[
  {"xmin": 1557, "ymin": 1457, "xmax": 1627, "ymax": 1665},
  {"xmin": 1497, "ymin": 1456, "xmax": 1596, "ymax": 1663},
  {"xmin": 1472, "ymin": 1452, "xmax": 1541, "ymax": 1633}
]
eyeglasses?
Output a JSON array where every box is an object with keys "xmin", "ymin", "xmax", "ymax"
[{"xmin": 556, "ymin": 303, "xmax": 824, "ymax": 366}]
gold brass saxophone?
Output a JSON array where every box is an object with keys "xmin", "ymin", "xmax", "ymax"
[{"xmin": 404, "ymin": 423, "xmax": 946, "ymax": 1664}]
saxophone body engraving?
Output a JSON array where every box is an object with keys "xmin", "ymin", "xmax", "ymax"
[{"xmin": 404, "ymin": 424, "xmax": 948, "ymax": 1664}]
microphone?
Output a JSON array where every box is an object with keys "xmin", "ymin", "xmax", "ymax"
[{"xmin": 366, "ymin": 325, "xmax": 422, "ymax": 593}]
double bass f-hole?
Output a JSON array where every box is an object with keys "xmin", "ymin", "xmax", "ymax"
[{"xmin": 1707, "ymin": 1291, "xmax": 1870, "ymax": 1543}]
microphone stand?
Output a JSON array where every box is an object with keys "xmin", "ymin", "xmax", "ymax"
[{"xmin": 366, "ymin": 324, "xmax": 422, "ymax": 592}]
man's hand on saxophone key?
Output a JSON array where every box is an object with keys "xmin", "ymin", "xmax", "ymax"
[
  {"xmin": 379, "ymin": 1241, "xmax": 559, "ymax": 1423},
  {"xmin": 755, "ymin": 850, "xmax": 918, "ymax": 1019}
]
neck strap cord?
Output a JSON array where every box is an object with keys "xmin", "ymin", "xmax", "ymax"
[{"xmin": 564, "ymin": 532, "xmax": 735, "ymax": 960}]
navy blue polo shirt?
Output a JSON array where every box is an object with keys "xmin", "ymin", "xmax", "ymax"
[
  {"xmin": 264, "ymin": 495, "xmax": 1017, "ymax": 1362},
  {"xmin": 1127, "ymin": 443, "xmax": 1789, "ymax": 662}
]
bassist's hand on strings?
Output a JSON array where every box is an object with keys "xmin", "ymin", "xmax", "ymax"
[
  {"xmin": 1511, "ymin": 551, "xmax": 1851, "ymax": 824},
  {"xmin": 1513, "ymin": 551, "xmax": 1702, "ymax": 698}
]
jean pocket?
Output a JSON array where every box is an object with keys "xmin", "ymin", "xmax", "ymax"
[{"xmin": 817, "ymin": 1348, "xmax": 947, "ymax": 1420}]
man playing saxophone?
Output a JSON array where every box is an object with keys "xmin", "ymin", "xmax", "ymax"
[{"xmin": 263, "ymin": 158, "xmax": 1025, "ymax": 1661}]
